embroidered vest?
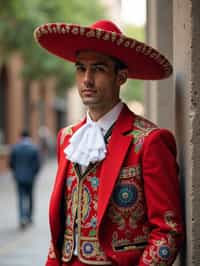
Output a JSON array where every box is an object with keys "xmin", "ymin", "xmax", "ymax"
[{"xmin": 61, "ymin": 162, "xmax": 112, "ymax": 264}]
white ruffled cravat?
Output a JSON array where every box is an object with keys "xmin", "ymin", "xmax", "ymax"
[
  {"xmin": 64, "ymin": 102, "xmax": 124, "ymax": 167},
  {"xmin": 64, "ymin": 119, "xmax": 106, "ymax": 167}
]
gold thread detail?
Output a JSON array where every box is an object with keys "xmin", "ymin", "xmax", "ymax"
[
  {"xmin": 86, "ymin": 30, "xmax": 95, "ymax": 38},
  {"xmin": 72, "ymin": 27, "xmax": 79, "ymax": 35},
  {"xmin": 103, "ymin": 33, "xmax": 110, "ymax": 41},
  {"xmin": 95, "ymin": 29, "xmax": 103, "ymax": 39},
  {"xmin": 124, "ymin": 40, "xmax": 130, "ymax": 47},
  {"xmin": 130, "ymin": 40, "xmax": 136, "ymax": 48}
]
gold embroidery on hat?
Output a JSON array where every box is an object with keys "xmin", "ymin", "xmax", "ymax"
[
  {"xmin": 95, "ymin": 29, "xmax": 103, "ymax": 39},
  {"xmin": 65, "ymin": 25, "xmax": 70, "ymax": 33},
  {"xmin": 116, "ymin": 37, "xmax": 124, "ymax": 46},
  {"xmin": 149, "ymin": 52, "xmax": 157, "ymax": 58},
  {"xmin": 136, "ymin": 45, "xmax": 143, "ymax": 52},
  {"xmin": 165, "ymin": 68, "xmax": 171, "ymax": 75},
  {"xmin": 72, "ymin": 27, "xmax": 79, "ymax": 35},
  {"xmin": 144, "ymin": 47, "xmax": 152, "ymax": 55},
  {"xmin": 124, "ymin": 40, "xmax": 130, "ymax": 47},
  {"xmin": 103, "ymin": 33, "xmax": 110, "ymax": 41},
  {"xmin": 159, "ymin": 59, "xmax": 166, "ymax": 65},
  {"xmin": 154, "ymin": 53, "xmax": 160, "ymax": 61},
  {"xmin": 51, "ymin": 25, "xmax": 57, "ymax": 33},
  {"xmin": 80, "ymin": 27, "xmax": 85, "ymax": 36},
  {"xmin": 140, "ymin": 46, "xmax": 146, "ymax": 54},
  {"xmin": 86, "ymin": 30, "xmax": 95, "ymax": 38},
  {"xmin": 130, "ymin": 40, "xmax": 136, "ymax": 48},
  {"xmin": 46, "ymin": 24, "xmax": 52, "ymax": 34},
  {"xmin": 163, "ymin": 62, "xmax": 170, "ymax": 68},
  {"xmin": 60, "ymin": 26, "xmax": 66, "ymax": 34},
  {"xmin": 41, "ymin": 26, "xmax": 48, "ymax": 34},
  {"xmin": 110, "ymin": 32, "xmax": 116, "ymax": 42},
  {"xmin": 56, "ymin": 24, "xmax": 61, "ymax": 33},
  {"xmin": 36, "ymin": 29, "xmax": 42, "ymax": 38}
]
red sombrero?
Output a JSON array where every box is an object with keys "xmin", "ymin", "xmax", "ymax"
[{"xmin": 34, "ymin": 20, "xmax": 172, "ymax": 80}]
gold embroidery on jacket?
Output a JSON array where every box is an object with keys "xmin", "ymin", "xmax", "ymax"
[
  {"xmin": 62, "ymin": 162, "xmax": 111, "ymax": 264},
  {"xmin": 127, "ymin": 116, "xmax": 158, "ymax": 153}
]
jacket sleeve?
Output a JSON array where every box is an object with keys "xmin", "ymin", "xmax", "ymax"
[
  {"xmin": 56, "ymin": 129, "xmax": 63, "ymax": 164},
  {"xmin": 138, "ymin": 129, "xmax": 184, "ymax": 266},
  {"xmin": 45, "ymin": 129, "xmax": 63, "ymax": 266},
  {"xmin": 45, "ymin": 241, "xmax": 61, "ymax": 266}
]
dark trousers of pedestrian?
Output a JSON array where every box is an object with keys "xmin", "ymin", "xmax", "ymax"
[{"xmin": 16, "ymin": 182, "xmax": 34, "ymax": 227}]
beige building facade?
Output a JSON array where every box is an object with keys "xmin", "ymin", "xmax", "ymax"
[{"xmin": 0, "ymin": 53, "xmax": 63, "ymax": 171}]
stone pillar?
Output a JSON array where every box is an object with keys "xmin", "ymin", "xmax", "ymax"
[
  {"xmin": 5, "ymin": 53, "xmax": 24, "ymax": 144},
  {"xmin": 43, "ymin": 77, "xmax": 57, "ymax": 136},
  {"xmin": 145, "ymin": 0, "xmax": 174, "ymax": 131},
  {"xmin": 66, "ymin": 87, "xmax": 85, "ymax": 125},
  {"xmin": 29, "ymin": 80, "xmax": 41, "ymax": 143},
  {"xmin": 173, "ymin": 1, "xmax": 200, "ymax": 265}
]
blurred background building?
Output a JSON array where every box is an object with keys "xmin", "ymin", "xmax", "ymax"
[{"xmin": 0, "ymin": 1, "xmax": 200, "ymax": 265}]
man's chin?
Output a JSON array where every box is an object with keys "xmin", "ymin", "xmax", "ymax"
[{"xmin": 82, "ymin": 99, "xmax": 99, "ymax": 107}]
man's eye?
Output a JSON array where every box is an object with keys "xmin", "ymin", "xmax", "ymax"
[
  {"xmin": 94, "ymin": 66, "xmax": 106, "ymax": 72},
  {"xmin": 76, "ymin": 66, "xmax": 85, "ymax": 72}
]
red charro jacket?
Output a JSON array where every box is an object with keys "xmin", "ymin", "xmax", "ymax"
[{"xmin": 46, "ymin": 105, "xmax": 184, "ymax": 266}]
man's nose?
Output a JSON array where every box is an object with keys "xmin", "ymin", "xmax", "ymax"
[{"xmin": 83, "ymin": 69, "xmax": 94, "ymax": 88}]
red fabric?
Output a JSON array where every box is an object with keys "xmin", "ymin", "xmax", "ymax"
[
  {"xmin": 62, "ymin": 256, "xmax": 91, "ymax": 266},
  {"xmin": 46, "ymin": 105, "xmax": 184, "ymax": 266}
]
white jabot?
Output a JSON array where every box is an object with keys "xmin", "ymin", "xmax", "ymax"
[{"xmin": 64, "ymin": 102, "xmax": 123, "ymax": 167}]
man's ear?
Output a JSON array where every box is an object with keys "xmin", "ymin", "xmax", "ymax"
[{"xmin": 117, "ymin": 69, "xmax": 128, "ymax": 86}]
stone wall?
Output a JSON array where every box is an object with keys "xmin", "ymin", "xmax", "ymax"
[
  {"xmin": 146, "ymin": 0, "xmax": 200, "ymax": 265},
  {"xmin": 173, "ymin": 1, "xmax": 200, "ymax": 265}
]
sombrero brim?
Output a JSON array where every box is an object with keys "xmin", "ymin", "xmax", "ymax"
[{"xmin": 34, "ymin": 23, "xmax": 172, "ymax": 80}]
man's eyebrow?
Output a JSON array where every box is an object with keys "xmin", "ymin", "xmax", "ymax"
[
  {"xmin": 75, "ymin": 61, "xmax": 109, "ymax": 67},
  {"xmin": 75, "ymin": 62, "xmax": 83, "ymax": 66},
  {"xmin": 92, "ymin": 62, "xmax": 109, "ymax": 67}
]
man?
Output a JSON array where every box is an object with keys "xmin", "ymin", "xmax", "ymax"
[
  {"xmin": 34, "ymin": 20, "xmax": 184, "ymax": 265},
  {"xmin": 10, "ymin": 130, "xmax": 41, "ymax": 228}
]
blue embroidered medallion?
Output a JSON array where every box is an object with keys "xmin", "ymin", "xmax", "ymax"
[
  {"xmin": 83, "ymin": 242, "xmax": 94, "ymax": 255},
  {"xmin": 65, "ymin": 240, "xmax": 72, "ymax": 256},
  {"xmin": 113, "ymin": 184, "xmax": 138, "ymax": 208},
  {"xmin": 88, "ymin": 176, "xmax": 99, "ymax": 189},
  {"xmin": 158, "ymin": 245, "xmax": 171, "ymax": 260}
]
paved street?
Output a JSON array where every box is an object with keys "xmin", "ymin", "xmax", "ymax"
[{"xmin": 0, "ymin": 159, "xmax": 57, "ymax": 266}]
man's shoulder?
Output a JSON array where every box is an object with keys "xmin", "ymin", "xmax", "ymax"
[
  {"xmin": 59, "ymin": 124, "xmax": 74, "ymax": 146},
  {"xmin": 59, "ymin": 119, "xmax": 85, "ymax": 145},
  {"xmin": 124, "ymin": 113, "xmax": 159, "ymax": 151},
  {"xmin": 127, "ymin": 113, "xmax": 177, "ymax": 153},
  {"xmin": 132, "ymin": 113, "xmax": 158, "ymax": 133}
]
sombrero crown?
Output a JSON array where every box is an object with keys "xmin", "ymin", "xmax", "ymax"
[{"xmin": 34, "ymin": 19, "xmax": 172, "ymax": 80}]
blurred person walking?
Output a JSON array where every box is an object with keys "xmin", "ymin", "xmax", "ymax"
[{"xmin": 9, "ymin": 130, "xmax": 41, "ymax": 229}]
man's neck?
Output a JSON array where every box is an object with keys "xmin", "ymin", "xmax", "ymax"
[{"xmin": 88, "ymin": 101, "xmax": 120, "ymax": 121}]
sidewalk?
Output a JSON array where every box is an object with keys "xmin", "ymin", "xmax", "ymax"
[{"xmin": 0, "ymin": 159, "xmax": 57, "ymax": 266}]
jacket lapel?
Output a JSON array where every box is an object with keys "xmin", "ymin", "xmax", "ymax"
[{"xmin": 97, "ymin": 105, "xmax": 135, "ymax": 226}]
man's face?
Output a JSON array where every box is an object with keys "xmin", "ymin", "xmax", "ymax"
[{"xmin": 75, "ymin": 51, "xmax": 127, "ymax": 111}]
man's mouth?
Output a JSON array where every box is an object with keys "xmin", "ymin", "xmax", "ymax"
[{"xmin": 82, "ymin": 89, "xmax": 96, "ymax": 96}]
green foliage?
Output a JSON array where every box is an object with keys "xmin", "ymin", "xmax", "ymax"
[
  {"xmin": 120, "ymin": 24, "xmax": 145, "ymax": 103},
  {"xmin": 123, "ymin": 24, "xmax": 145, "ymax": 42},
  {"xmin": 0, "ymin": 0, "xmax": 106, "ymax": 94}
]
